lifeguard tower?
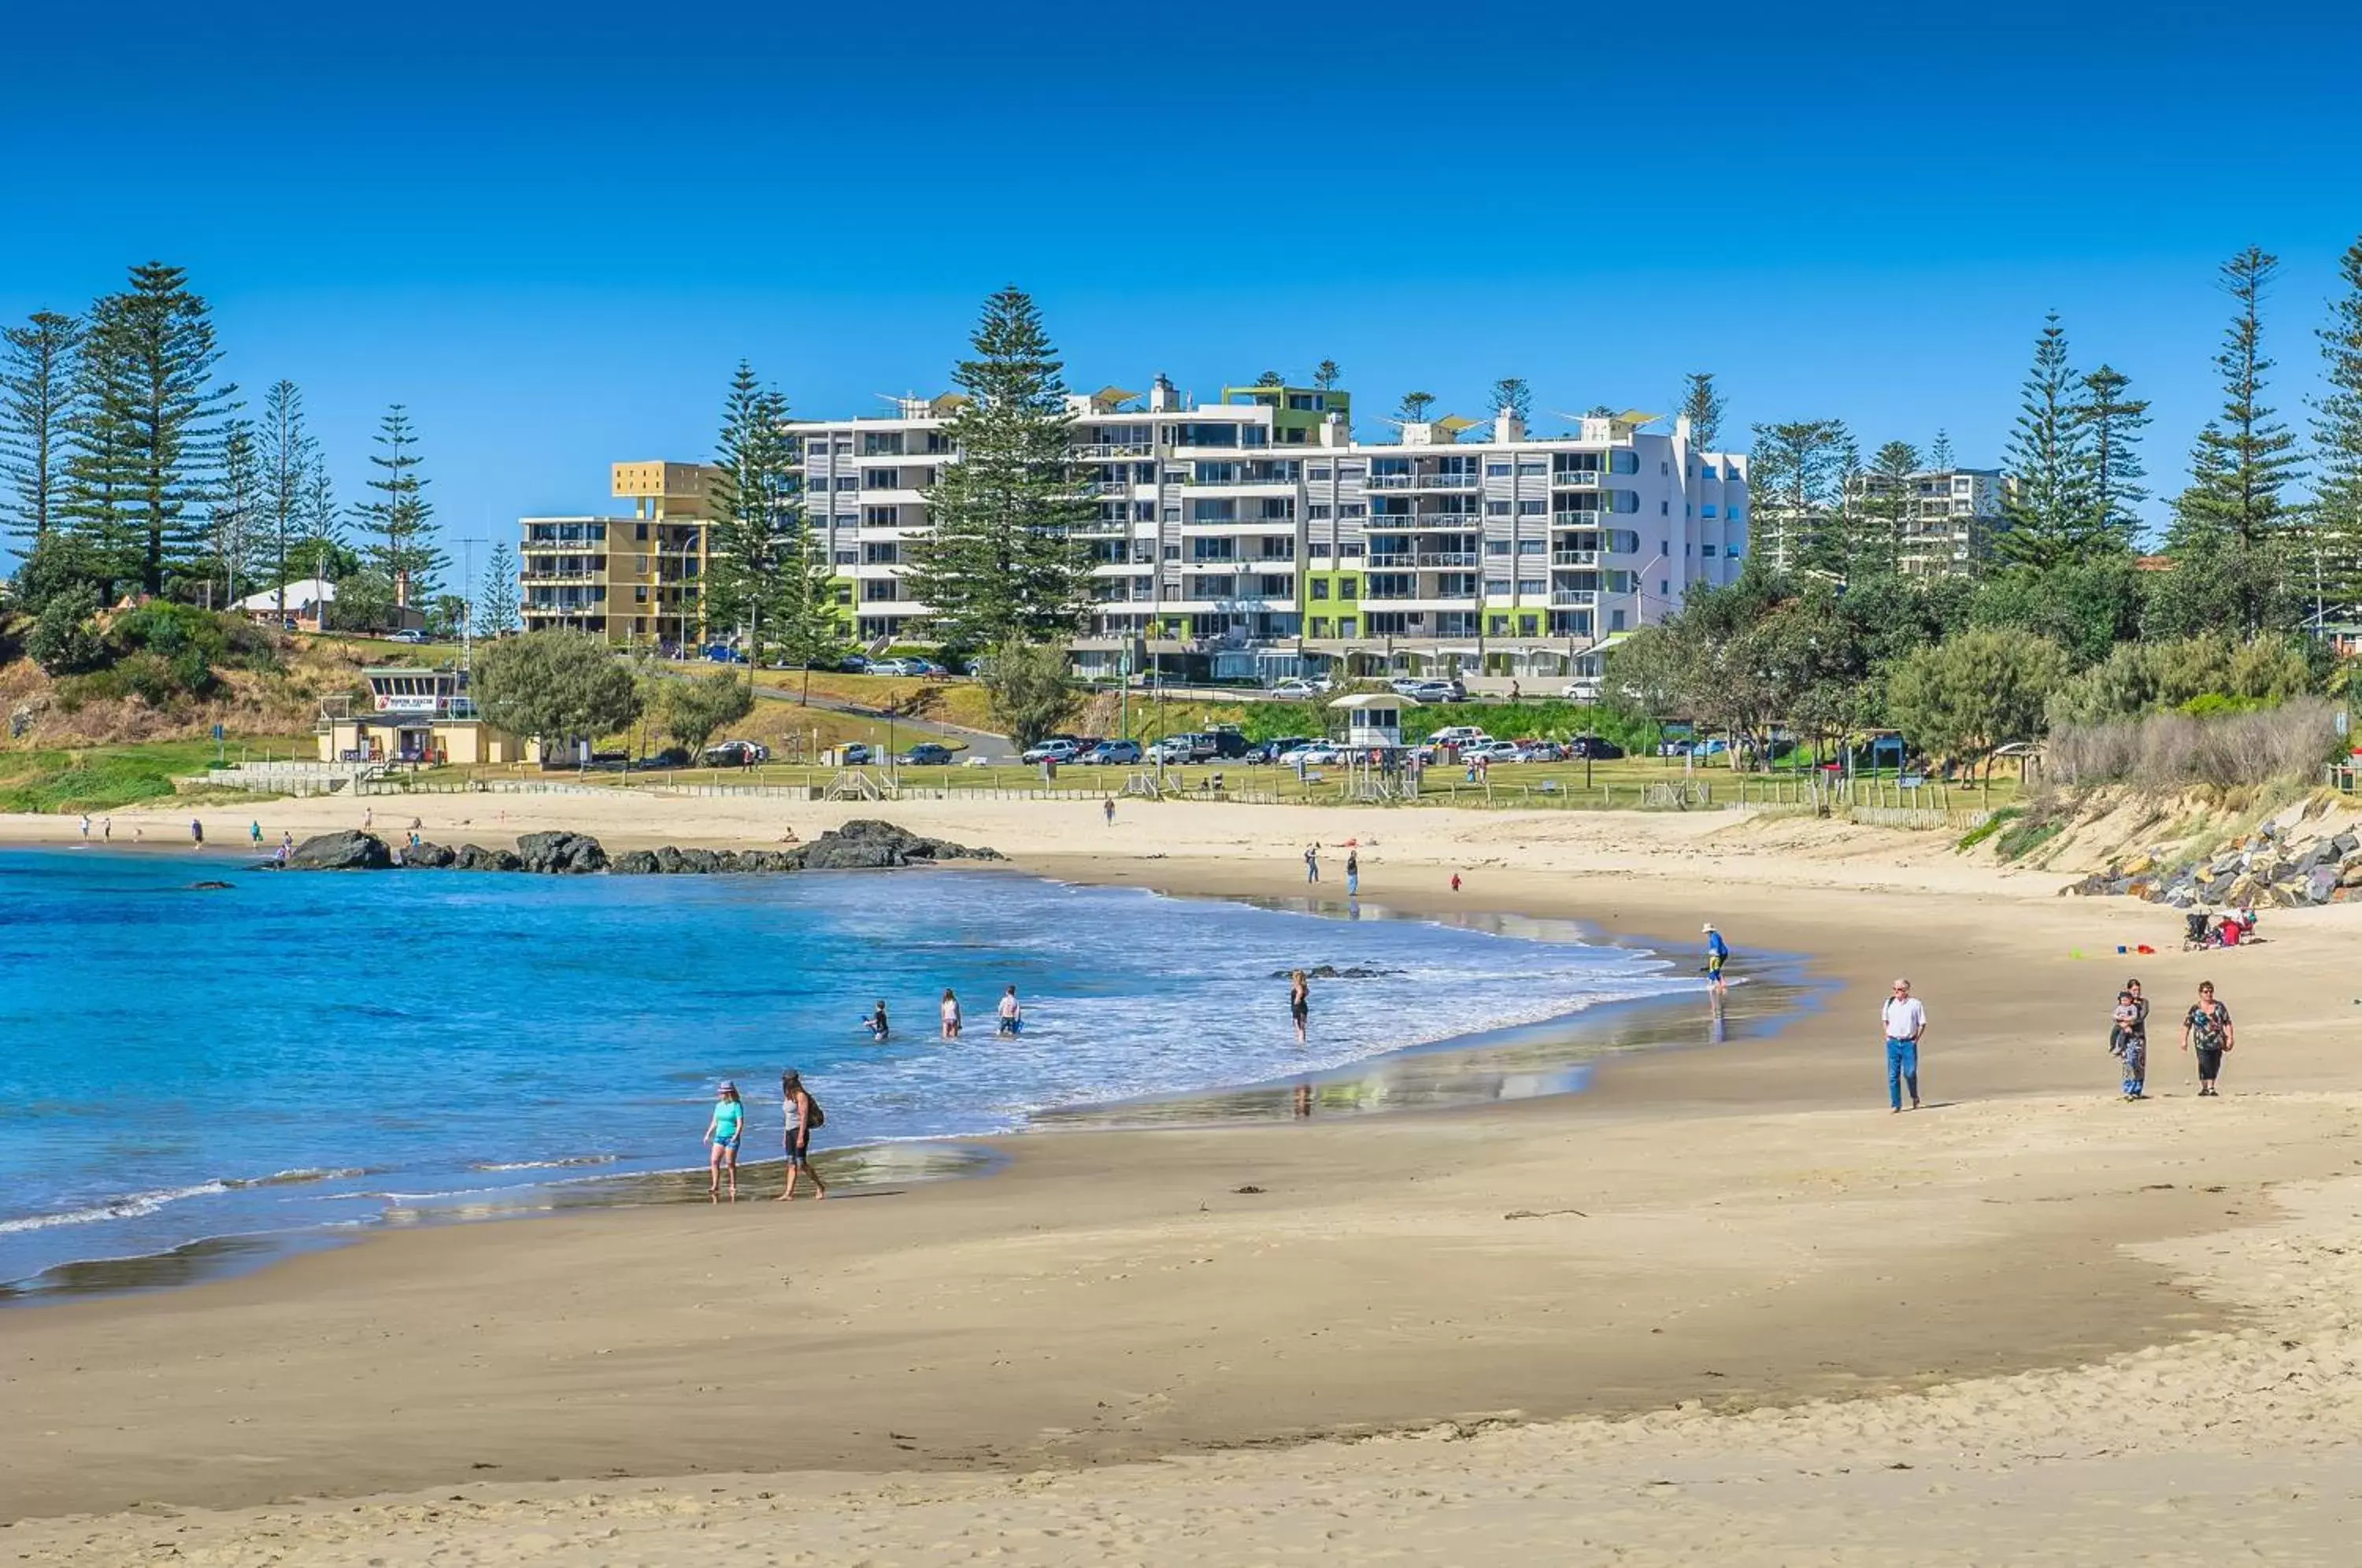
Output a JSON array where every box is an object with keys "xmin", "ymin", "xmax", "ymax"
[{"xmin": 1327, "ymin": 692, "xmax": 1420, "ymax": 801}]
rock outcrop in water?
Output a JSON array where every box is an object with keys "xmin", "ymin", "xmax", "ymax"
[
  {"xmin": 1268, "ymin": 965, "xmax": 1405, "ymax": 980},
  {"xmin": 284, "ymin": 830, "xmax": 393, "ymax": 871},
  {"xmin": 282, "ymin": 820, "xmax": 998, "ymax": 877}
]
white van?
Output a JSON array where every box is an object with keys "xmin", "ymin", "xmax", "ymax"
[{"xmin": 1428, "ymin": 726, "xmax": 1491, "ymax": 749}]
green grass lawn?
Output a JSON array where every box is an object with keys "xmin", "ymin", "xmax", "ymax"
[{"xmin": 0, "ymin": 736, "xmax": 316, "ymax": 814}]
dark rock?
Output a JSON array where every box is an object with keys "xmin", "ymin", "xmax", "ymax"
[
  {"xmin": 678, "ymin": 848, "xmax": 722, "ymax": 874},
  {"xmin": 188, "ymin": 880, "xmax": 234, "ymax": 890},
  {"xmin": 610, "ymin": 849, "xmax": 660, "ymax": 875},
  {"xmin": 286, "ymin": 830, "xmax": 392, "ymax": 871},
  {"xmin": 1268, "ymin": 965, "xmax": 1406, "ymax": 980},
  {"xmin": 516, "ymin": 831, "xmax": 607, "ymax": 875},
  {"xmin": 652, "ymin": 845, "xmax": 688, "ymax": 875},
  {"xmin": 454, "ymin": 843, "xmax": 524, "ymax": 872},
  {"xmin": 2307, "ymin": 866, "xmax": 2342, "ymax": 904},
  {"xmin": 402, "ymin": 841, "xmax": 457, "ymax": 869},
  {"xmin": 2294, "ymin": 840, "xmax": 2339, "ymax": 875},
  {"xmin": 2333, "ymin": 830, "xmax": 2359, "ymax": 858},
  {"xmin": 740, "ymin": 849, "xmax": 800, "ymax": 872},
  {"xmin": 792, "ymin": 818, "xmax": 1002, "ymax": 871}
]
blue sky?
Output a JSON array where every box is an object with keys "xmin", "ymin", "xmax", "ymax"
[{"xmin": 5, "ymin": 0, "xmax": 2360, "ymax": 571}]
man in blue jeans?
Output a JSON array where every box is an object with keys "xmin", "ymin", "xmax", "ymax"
[{"xmin": 1881, "ymin": 977, "xmax": 1927, "ymax": 1113}]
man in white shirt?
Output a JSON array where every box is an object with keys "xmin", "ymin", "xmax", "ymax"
[{"xmin": 1881, "ymin": 978, "xmax": 1927, "ymax": 1113}]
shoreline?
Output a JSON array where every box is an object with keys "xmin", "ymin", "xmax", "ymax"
[
  {"xmin": 2, "ymin": 858, "xmax": 1801, "ymax": 1305},
  {"xmin": 10, "ymin": 797, "xmax": 2362, "ymax": 1558}
]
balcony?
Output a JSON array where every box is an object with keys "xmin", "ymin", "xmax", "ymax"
[
  {"xmin": 1416, "ymin": 551, "xmax": 1479, "ymax": 568},
  {"xmin": 1364, "ymin": 472, "xmax": 1416, "ymax": 490},
  {"xmin": 1550, "ymin": 590, "xmax": 1598, "ymax": 607},
  {"xmin": 1418, "ymin": 472, "xmax": 1480, "ymax": 490},
  {"xmin": 1075, "ymin": 442, "xmax": 1154, "ymax": 459},
  {"xmin": 1552, "ymin": 471, "xmax": 1603, "ymax": 488},
  {"xmin": 1551, "ymin": 549, "xmax": 1599, "ymax": 566},
  {"xmin": 1085, "ymin": 479, "xmax": 1133, "ymax": 496},
  {"xmin": 1552, "ymin": 510, "xmax": 1604, "ymax": 527}
]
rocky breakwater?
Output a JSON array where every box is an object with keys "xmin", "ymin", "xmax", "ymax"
[
  {"xmin": 2066, "ymin": 819, "xmax": 2362, "ymax": 909},
  {"xmin": 277, "ymin": 819, "xmax": 1001, "ymax": 877}
]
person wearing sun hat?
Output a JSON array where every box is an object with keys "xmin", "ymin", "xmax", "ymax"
[
  {"xmin": 1702, "ymin": 923, "xmax": 1730, "ymax": 990},
  {"xmin": 705, "ymin": 1081, "xmax": 745, "ymax": 1203}
]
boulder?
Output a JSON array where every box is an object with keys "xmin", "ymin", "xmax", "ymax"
[
  {"xmin": 2307, "ymin": 866, "xmax": 2342, "ymax": 904},
  {"xmin": 793, "ymin": 818, "xmax": 1003, "ymax": 870},
  {"xmin": 516, "ymin": 831, "xmax": 608, "ymax": 875},
  {"xmin": 610, "ymin": 849, "xmax": 661, "ymax": 875},
  {"xmin": 740, "ymin": 849, "xmax": 801, "ymax": 872},
  {"xmin": 2333, "ymin": 830, "xmax": 2359, "ymax": 859},
  {"xmin": 402, "ymin": 841, "xmax": 457, "ymax": 870},
  {"xmin": 454, "ymin": 843, "xmax": 524, "ymax": 872},
  {"xmin": 285, "ymin": 830, "xmax": 392, "ymax": 871},
  {"xmin": 652, "ymin": 845, "xmax": 689, "ymax": 875}
]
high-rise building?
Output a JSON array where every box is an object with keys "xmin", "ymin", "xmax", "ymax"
[
  {"xmin": 789, "ymin": 377, "xmax": 1747, "ymax": 683},
  {"xmin": 1846, "ymin": 467, "xmax": 2010, "ymax": 578},
  {"xmin": 519, "ymin": 461, "xmax": 721, "ymax": 646}
]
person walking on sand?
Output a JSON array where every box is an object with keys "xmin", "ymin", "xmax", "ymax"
[
  {"xmin": 102, "ymin": 817, "xmax": 112, "ymax": 842},
  {"xmin": 1305, "ymin": 845, "xmax": 1320, "ymax": 884},
  {"xmin": 1104, "ymin": 797, "xmax": 1116, "ymax": 827},
  {"xmin": 940, "ymin": 988, "xmax": 962, "ymax": 1040},
  {"xmin": 190, "ymin": 819, "xmax": 205, "ymax": 849},
  {"xmin": 1881, "ymin": 978, "xmax": 1926, "ymax": 1113},
  {"xmin": 777, "ymin": 1071, "xmax": 827, "ymax": 1202},
  {"xmin": 1346, "ymin": 849, "xmax": 1359, "ymax": 898},
  {"xmin": 2182, "ymin": 981, "xmax": 2234, "ymax": 1096},
  {"xmin": 250, "ymin": 820, "xmax": 263, "ymax": 850},
  {"xmin": 1703, "ymin": 923, "xmax": 1730, "ymax": 990},
  {"xmin": 997, "ymin": 984, "xmax": 1024, "ymax": 1037},
  {"xmin": 364, "ymin": 807, "xmax": 374, "ymax": 830},
  {"xmin": 1290, "ymin": 968, "xmax": 1310, "ymax": 1046},
  {"xmin": 705, "ymin": 1081, "xmax": 745, "ymax": 1203},
  {"xmin": 79, "ymin": 814, "xmax": 91, "ymax": 842}
]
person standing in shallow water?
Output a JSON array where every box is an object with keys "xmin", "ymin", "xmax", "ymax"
[
  {"xmin": 940, "ymin": 988, "xmax": 962, "ymax": 1040},
  {"xmin": 1346, "ymin": 849, "xmax": 1359, "ymax": 898},
  {"xmin": 1305, "ymin": 845, "xmax": 1320, "ymax": 884},
  {"xmin": 705, "ymin": 1082, "xmax": 744, "ymax": 1203},
  {"xmin": 1290, "ymin": 968, "xmax": 1310, "ymax": 1046}
]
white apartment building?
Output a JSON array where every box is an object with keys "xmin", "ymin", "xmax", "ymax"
[
  {"xmin": 789, "ymin": 378, "xmax": 1749, "ymax": 682},
  {"xmin": 1761, "ymin": 467, "xmax": 2010, "ymax": 580}
]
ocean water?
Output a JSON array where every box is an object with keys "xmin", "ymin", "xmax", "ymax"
[{"xmin": 0, "ymin": 848, "xmax": 1689, "ymax": 1289}]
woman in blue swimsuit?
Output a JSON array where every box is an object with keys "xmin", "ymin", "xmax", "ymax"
[{"xmin": 705, "ymin": 1081, "xmax": 744, "ymax": 1203}]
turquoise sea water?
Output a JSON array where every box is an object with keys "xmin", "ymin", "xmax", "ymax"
[{"xmin": 0, "ymin": 849, "xmax": 1688, "ymax": 1289}]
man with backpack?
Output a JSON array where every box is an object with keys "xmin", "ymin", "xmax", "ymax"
[{"xmin": 2181, "ymin": 982, "xmax": 2235, "ymax": 1096}]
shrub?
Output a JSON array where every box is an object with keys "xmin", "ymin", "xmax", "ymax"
[
  {"xmin": 26, "ymin": 587, "xmax": 108, "ymax": 675},
  {"xmin": 2046, "ymin": 634, "xmax": 2315, "ymax": 728},
  {"xmin": 2046, "ymin": 697, "xmax": 2340, "ymax": 790}
]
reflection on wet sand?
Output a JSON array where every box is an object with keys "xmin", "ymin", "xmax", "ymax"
[{"xmin": 1035, "ymin": 972, "xmax": 1812, "ymax": 1130}]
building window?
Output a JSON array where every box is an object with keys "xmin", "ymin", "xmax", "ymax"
[
  {"xmin": 1338, "ymin": 577, "xmax": 1358, "ymax": 600},
  {"xmin": 1311, "ymin": 617, "xmax": 1331, "ymax": 636},
  {"xmin": 1337, "ymin": 617, "xmax": 1357, "ymax": 638},
  {"xmin": 1517, "ymin": 499, "xmax": 1545, "ymax": 515},
  {"xmin": 1486, "ymin": 462, "xmax": 1511, "ymax": 477},
  {"xmin": 1308, "ymin": 465, "xmax": 1331, "ymax": 481},
  {"xmin": 1341, "ymin": 542, "xmax": 1365, "ymax": 558},
  {"xmin": 1486, "ymin": 500, "xmax": 1510, "ymax": 516},
  {"xmin": 1520, "ymin": 579, "xmax": 1546, "ymax": 596},
  {"xmin": 1342, "ymin": 504, "xmax": 1367, "ymax": 519},
  {"xmin": 1311, "ymin": 579, "xmax": 1329, "ymax": 600},
  {"xmin": 1702, "ymin": 542, "xmax": 1718, "ymax": 557},
  {"xmin": 1485, "ymin": 578, "xmax": 1512, "ymax": 597},
  {"xmin": 1517, "ymin": 538, "xmax": 1544, "ymax": 554},
  {"xmin": 835, "ymin": 476, "xmax": 857, "ymax": 491},
  {"xmin": 1485, "ymin": 539, "xmax": 1512, "ymax": 555},
  {"xmin": 1309, "ymin": 504, "xmax": 1332, "ymax": 520},
  {"xmin": 1516, "ymin": 461, "xmax": 1546, "ymax": 476}
]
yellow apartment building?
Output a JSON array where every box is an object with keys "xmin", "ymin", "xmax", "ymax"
[{"xmin": 520, "ymin": 460, "xmax": 720, "ymax": 648}]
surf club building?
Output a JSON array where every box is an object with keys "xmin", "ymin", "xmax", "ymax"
[{"xmin": 315, "ymin": 666, "xmax": 527, "ymax": 767}]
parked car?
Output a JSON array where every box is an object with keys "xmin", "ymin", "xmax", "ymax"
[
  {"xmin": 703, "ymin": 739, "xmax": 770, "ymax": 767},
  {"xmin": 1206, "ymin": 728, "xmax": 1252, "ymax": 760},
  {"xmin": 898, "ymin": 742, "xmax": 955, "ymax": 767},
  {"xmin": 836, "ymin": 654, "xmax": 871, "ymax": 673},
  {"xmin": 1251, "ymin": 736, "xmax": 1312, "ymax": 764},
  {"xmin": 1269, "ymin": 677, "xmax": 1331, "ymax": 699},
  {"xmin": 1516, "ymin": 740, "xmax": 1568, "ymax": 762},
  {"xmin": 1277, "ymin": 741, "xmax": 1345, "ymax": 767},
  {"xmin": 1149, "ymin": 734, "xmax": 1199, "ymax": 764},
  {"xmin": 1465, "ymin": 740, "xmax": 1524, "ymax": 764},
  {"xmin": 1080, "ymin": 739, "xmax": 1143, "ymax": 766},
  {"xmin": 866, "ymin": 656, "xmax": 919, "ymax": 676},
  {"xmin": 1427, "ymin": 725, "xmax": 1491, "ymax": 750},
  {"xmin": 702, "ymin": 642, "xmax": 746, "ymax": 664},
  {"xmin": 387, "ymin": 629, "xmax": 426, "ymax": 645},
  {"xmin": 840, "ymin": 742, "xmax": 874, "ymax": 765},
  {"xmin": 1406, "ymin": 679, "xmax": 1460, "ymax": 704},
  {"xmin": 1020, "ymin": 738, "xmax": 1082, "ymax": 765},
  {"xmin": 1566, "ymin": 734, "xmax": 1626, "ymax": 760},
  {"xmin": 1657, "ymin": 738, "xmax": 1694, "ymax": 757},
  {"xmin": 1692, "ymin": 738, "xmax": 1729, "ymax": 758}
]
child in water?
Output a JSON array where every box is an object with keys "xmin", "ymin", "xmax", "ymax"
[{"xmin": 865, "ymin": 1000, "xmax": 890, "ymax": 1041}]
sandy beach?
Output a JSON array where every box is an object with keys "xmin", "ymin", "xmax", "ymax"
[{"xmin": 7, "ymin": 791, "xmax": 2361, "ymax": 1563}]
